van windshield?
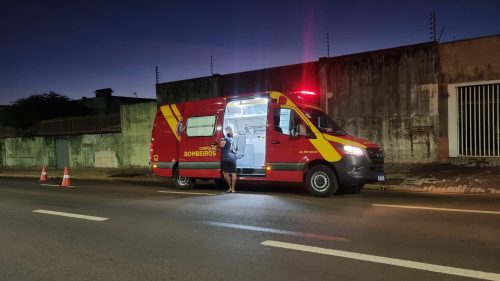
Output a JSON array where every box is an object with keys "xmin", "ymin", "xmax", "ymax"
[{"xmin": 301, "ymin": 108, "xmax": 347, "ymax": 135}]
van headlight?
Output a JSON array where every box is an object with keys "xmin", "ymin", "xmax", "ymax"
[{"xmin": 343, "ymin": 145, "xmax": 364, "ymax": 156}]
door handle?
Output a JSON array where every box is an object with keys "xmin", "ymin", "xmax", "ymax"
[
  {"xmin": 210, "ymin": 141, "xmax": 218, "ymax": 145},
  {"xmin": 271, "ymin": 141, "xmax": 280, "ymax": 144}
]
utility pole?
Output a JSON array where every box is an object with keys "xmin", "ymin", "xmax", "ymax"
[{"xmin": 155, "ymin": 66, "xmax": 159, "ymax": 84}]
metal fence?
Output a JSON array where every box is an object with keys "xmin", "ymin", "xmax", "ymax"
[
  {"xmin": 457, "ymin": 83, "xmax": 500, "ymax": 157},
  {"xmin": 37, "ymin": 114, "xmax": 121, "ymax": 136}
]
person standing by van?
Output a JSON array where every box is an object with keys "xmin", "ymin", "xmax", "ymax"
[{"xmin": 220, "ymin": 126, "xmax": 238, "ymax": 193}]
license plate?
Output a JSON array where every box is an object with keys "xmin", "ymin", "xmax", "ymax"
[{"xmin": 377, "ymin": 175, "xmax": 385, "ymax": 181}]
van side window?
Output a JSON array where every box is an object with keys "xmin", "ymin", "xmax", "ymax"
[
  {"xmin": 273, "ymin": 108, "xmax": 295, "ymax": 135},
  {"xmin": 186, "ymin": 115, "xmax": 217, "ymax": 137}
]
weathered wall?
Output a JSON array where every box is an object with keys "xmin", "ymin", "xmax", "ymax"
[
  {"xmin": 320, "ymin": 43, "xmax": 440, "ymax": 163},
  {"xmin": 440, "ymin": 35, "xmax": 500, "ymax": 84},
  {"xmin": 155, "ymin": 62, "xmax": 319, "ymax": 104},
  {"xmin": 1, "ymin": 137, "xmax": 55, "ymax": 168},
  {"xmin": 0, "ymin": 102, "xmax": 156, "ymax": 168},
  {"xmin": 120, "ymin": 102, "xmax": 157, "ymax": 167},
  {"xmin": 0, "ymin": 139, "xmax": 4, "ymax": 167},
  {"xmin": 219, "ymin": 62, "xmax": 319, "ymax": 96},
  {"xmin": 156, "ymin": 76, "xmax": 220, "ymax": 106},
  {"xmin": 438, "ymin": 35, "xmax": 500, "ymax": 160},
  {"xmin": 69, "ymin": 134, "xmax": 122, "ymax": 168}
]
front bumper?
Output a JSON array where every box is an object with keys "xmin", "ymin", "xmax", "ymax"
[{"xmin": 331, "ymin": 154, "xmax": 384, "ymax": 188}]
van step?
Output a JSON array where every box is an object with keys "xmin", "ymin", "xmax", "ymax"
[{"xmin": 236, "ymin": 168, "xmax": 265, "ymax": 176}]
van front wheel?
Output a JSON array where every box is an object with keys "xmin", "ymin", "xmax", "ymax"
[
  {"xmin": 174, "ymin": 169, "xmax": 194, "ymax": 190},
  {"xmin": 305, "ymin": 165, "xmax": 339, "ymax": 197}
]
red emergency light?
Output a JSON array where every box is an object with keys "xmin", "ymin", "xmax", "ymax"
[
  {"xmin": 287, "ymin": 90, "xmax": 320, "ymax": 107},
  {"xmin": 298, "ymin": 90, "xmax": 316, "ymax": 96}
]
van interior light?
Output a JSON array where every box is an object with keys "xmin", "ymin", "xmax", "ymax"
[{"xmin": 299, "ymin": 91, "xmax": 316, "ymax": 95}]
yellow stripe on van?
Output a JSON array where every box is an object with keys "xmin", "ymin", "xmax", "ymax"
[
  {"xmin": 171, "ymin": 104, "xmax": 182, "ymax": 121},
  {"xmin": 322, "ymin": 134, "xmax": 367, "ymax": 148},
  {"xmin": 271, "ymin": 92, "xmax": 342, "ymax": 162},
  {"xmin": 160, "ymin": 105, "xmax": 180, "ymax": 142}
]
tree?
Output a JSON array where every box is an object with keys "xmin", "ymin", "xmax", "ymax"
[{"xmin": 0, "ymin": 92, "xmax": 95, "ymax": 128}]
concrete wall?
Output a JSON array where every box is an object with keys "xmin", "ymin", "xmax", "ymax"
[
  {"xmin": 440, "ymin": 35, "xmax": 500, "ymax": 84},
  {"xmin": 69, "ymin": 134, "xmax": 122, "ymax": 168},
  {"xmin": 0, "ymin": 102, "xmax": 157, "ymax": 168},
  {"xmin": 319, "ymin": 43, "xmax": 440, "ymax": 163},
  {"xmin": 438, "ymin": 35, "xmax": 500, "ymax": 160},
  {"xmin": 156, "ymin": 76, "xmax": 220, "ymax": 106},
  {"xmin": 120, "ymin": 102, "xmax": 157, "ymax": 167},
  {"xmin": 219, "ymin": 62, "xmax": 319, "ymax": 96},
  {"xmin": 0, "ymin": 139, "xmax": 4, "ymax": 167},
  {"xmin": 155, "ymin": 62, "xmax": 319, "ymax": 104},
  {"xmin": 1, "ymin": 137, "xmax": 55, "ymax": 168}
]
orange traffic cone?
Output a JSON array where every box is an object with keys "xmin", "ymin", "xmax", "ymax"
[
  {"xmin": 39, "ymin": 164, "xmax": 48, "ymax": 182},
  {"xmin": 61, "ymin": 166, "xmax": 71, "ymax": 187}
]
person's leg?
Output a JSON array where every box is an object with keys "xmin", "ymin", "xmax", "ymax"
[
  {"xmin": 221, "ymin": 161, "xmax": 231, "ymax": 191},
  {"xmin": 230, "ymin": 173, "xmax": 237, "ymax": 192},
  {"xmin": 223, "ymin": 172, "xmax": 231, "ymax": 190},
  {"xmin": 230, "ymin": 162, "xmax": 237, "ymax": 192}
]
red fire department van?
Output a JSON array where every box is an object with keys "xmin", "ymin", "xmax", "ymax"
[{"xmin": 150, "ymin": 91, "xmax": 384, "ymax": 197}]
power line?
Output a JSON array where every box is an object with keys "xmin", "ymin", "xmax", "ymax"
[
  {"xmin": 429, "ymin": 11, "xmax": 436, "ymax": 41},
  {"xmin": 326, "ymin": 32, "xmax": 330, "ymax": 58},
  {"xmin": 438, "ymin": 25, "xmax": 446, "ymax": 42},
  {"xmin": 210, "ymin": 56, "xmax": 214, "ymax": 76}
]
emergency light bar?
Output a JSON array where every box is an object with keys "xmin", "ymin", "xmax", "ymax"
[{"xmin": 298, "ymin": 90, "xmax": 316, "ymax": 95}]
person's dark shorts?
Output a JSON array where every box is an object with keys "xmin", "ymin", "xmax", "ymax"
[{"xmin": 221, "ymin": 161, "xmax": 236, "ymax": 174}]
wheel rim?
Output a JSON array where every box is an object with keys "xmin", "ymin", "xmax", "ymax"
[
  {"xmin": 311, "ymin": 171, "xmax": 330, "ymax": 192},
  {"xmin": 177, "ymin": 175, "xmax": 189, "ymax": 186}
]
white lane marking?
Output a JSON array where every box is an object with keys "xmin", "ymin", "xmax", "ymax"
[
  {"xmin": 33, "ymin": 209, "xmax": 108, "ymax": 221},
  {"xmin": 40, "ymin": 184, "xmax": 76, "ymax": 188},
  {"xmin": 261, "ymin": 240, "xmax": 500, "ymax": 281},
  {"xmin": 157, "ymin": 191, "xmax": 215, "ymax": 196},
  {"xmin": 204, "ymin": 221, "xmax": 349, "ymax": 242},
  {"xmin": 373, "ymin": 204, "xmax": 500, "ymax": 215}
]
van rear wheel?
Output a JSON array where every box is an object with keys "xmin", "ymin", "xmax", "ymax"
[
  {"xmin": 174, "ymin": 169, "xmax": 194, "ymax": 190},
  {"xmin": 305, "ymin": 165, "xmax": 339, "ymax": 197}
]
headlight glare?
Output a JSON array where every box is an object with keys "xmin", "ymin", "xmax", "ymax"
[{"xmin": 343, "ymin": 145, "xmax": 364, "ymax": 156}]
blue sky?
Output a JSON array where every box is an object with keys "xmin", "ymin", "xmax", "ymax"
[{"xmin": 1, "ymin": 0, "xmax": 499, "ymax": 104}]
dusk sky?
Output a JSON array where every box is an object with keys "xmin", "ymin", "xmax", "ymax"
[{"xmin": 1, "ymin": 0, "xmax": 499, "ymax": 104}]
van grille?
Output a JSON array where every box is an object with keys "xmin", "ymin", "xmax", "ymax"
[{"xmin": 366, "ymin": 148, "xmax": 384, "ymax": 164}]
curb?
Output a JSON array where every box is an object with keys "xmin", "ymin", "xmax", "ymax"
[
  {"xmin": 0, "ymin": 172, "xmax": 165, "ymax": 183},
  {"xmin": 365, "ymin": 184, "xmax": 500, "ymax": 195}
]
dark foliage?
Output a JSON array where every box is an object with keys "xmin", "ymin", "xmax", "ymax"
[{"xmin": 0, "ymin": 92, "xmax": 95, "ymax": 128}]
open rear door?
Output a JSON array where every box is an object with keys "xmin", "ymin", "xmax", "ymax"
[{"xmin": 222, "ymin": 97, "xmax": 269, "ymax": 177}]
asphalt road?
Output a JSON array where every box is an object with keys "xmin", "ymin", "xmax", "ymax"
[{"xmin": 1, "ymin": 177, "xmax": 499, "ymax": 281}]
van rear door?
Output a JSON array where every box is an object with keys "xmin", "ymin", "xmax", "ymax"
[{"xmin": 178, "ymin": 99, "xmax": 225, "ymax": 178}]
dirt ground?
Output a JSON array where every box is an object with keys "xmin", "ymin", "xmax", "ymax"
[{"xmin": 373, "ymin": 163, "xmax": 500, "ymax": 193}]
